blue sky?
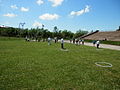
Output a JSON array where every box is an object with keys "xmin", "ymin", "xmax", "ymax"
[{"xmin": 0, "ymin": 0, "xmax": 120, "ymax": 32}]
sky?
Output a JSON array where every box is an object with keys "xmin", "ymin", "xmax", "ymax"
[{"xmin": 0, "ymin": 0, "xmax": 120, "ymax": 32}]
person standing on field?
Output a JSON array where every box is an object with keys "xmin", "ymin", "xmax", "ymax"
[
  {"xmin": 54, "ymin": 37, "xmax": 57, "ymax": 43},
  {"xmin": 92, "ymin": 40, "xmax": 96, "ymax": 46},
  {"xmin": 48, "ymin": 37, "xmax": 51, "ymax": 45},
  {"xmin": 96, "ymin": 40, "xmax": 100, "ymax": 48},
  {"xmin": 82, "ymin": 39, "xmax": 84, "ymax": 45},
  {"xmin": 61, "ymin": 38, "xmax": 64, "ymax": 49},
  {"xmin": 73, "ymin": 38, "xmax": 75, "ymax": 44}
]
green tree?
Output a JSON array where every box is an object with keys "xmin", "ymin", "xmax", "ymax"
[
  {"xmin": 53, "ymin": 26, "xmax": 59, "ymax": 37},
  {"xmin": 62, "ymin": 30, "xmax": 74, "ymax": 39},
  {"xmin": 74, "ymin": 29, "xmax": 88, "ymax": 38}
]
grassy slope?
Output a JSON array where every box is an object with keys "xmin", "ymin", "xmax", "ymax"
[{"xmin": 0, "ymin": 37, "xmax": 120, "ymax": 90}]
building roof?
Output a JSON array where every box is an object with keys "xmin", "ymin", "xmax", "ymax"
[{"xmin": 83, "ymin": 31, "xmax": 120, "ymax": 41}]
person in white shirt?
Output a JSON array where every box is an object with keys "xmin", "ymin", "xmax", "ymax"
[
  {"xmin": 54, "ymin": 37, "xmax": 57, "ymax": 43},
  {"xmin": 61, "ymin": 38, "xmax": 64, "ymax": 49},
  {"xmin": 48, "ymin": 37, "xmax": 51, "ymax": 45},
  {"xmin": 96, "ymin": 40, "xmax": 100, "ymax": 48}
]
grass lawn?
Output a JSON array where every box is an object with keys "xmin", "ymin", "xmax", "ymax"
[{"xmin": 0, "ymin": 37, "xmax": 120, "ymax": 90}]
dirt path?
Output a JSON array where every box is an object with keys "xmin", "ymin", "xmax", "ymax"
[{"xmin": 64, "ymin": 40, "xmax": 120, "ymax": 51}]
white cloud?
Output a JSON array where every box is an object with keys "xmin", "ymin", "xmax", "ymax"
[
  {"xmin": 39, "ymin": 13, "xmax": 59, "ymax": 20},
  {"xmin": 33, "ymin": 21, "xmax": 43, "ymax": 27},
  {"xmin": 21, "ymin": 7, "xmax": 29, "ymax": 12},
  {"xmin": 70, "ymin": 5, "xmax": 90, "ymax": 16},
  {"xmin": 11, "ymin": 5, "xmax": 18, "ymax": 9},
  {"xmin": 36, "ymin": 0, "xmax": 44, "ymax": 5},
  {"xmin": 3, "ymin": 13, "xmax": 17, "ymax": 18},
  {"xmin": 84, "ymin": 5, "xmax": 90, "ymax": 13},
  {"xmin": 48, "ymin": 0, "xmax": 64, "ymax": 7}
]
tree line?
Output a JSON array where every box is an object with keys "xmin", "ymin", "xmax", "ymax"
[{"xmin": 0, "ymin": 26, "xmax": 88, "ymax": 40}]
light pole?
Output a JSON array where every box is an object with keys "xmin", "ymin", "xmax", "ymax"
[
  {"xmin": 42, "ymin": 24, "xmax": 44, "ymax": 30},
  {"xmin": 19, "ymin": 22, "xmax": 25, "ymax": 29},
  {"xmin": 18, "ymin": 22, "xmax": 25, "ymax": 37}
]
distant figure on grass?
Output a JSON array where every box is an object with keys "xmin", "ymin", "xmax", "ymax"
[
  {"xmin": 76, "ymin": 39, "xmax": 79, "ymax": 45},
  {"xmin": 73, "ymin": 38, "xmax": 75, "ymax": 44},
  {"xmin": 54, "ymin": 37, "xmax": 57, "ymax": 43},
  {"xmin": 82, "ymin": 39, "xmax": 84, "ymax": 45},
  {"xmin": 92, "ymin": 40, "xmax": 96, "ymax": 46},
  {"xmin": 79, "ymin": 39, "xmax": 81, "ymax": 45},
  {"xmin": 61, "ymin": 38, "xmax": 64, "ymax": 49},
  {"xmin": 70, "ymin": 39, "xmax": 72, "ymax": 43},
  {"xmin": 48, "ymin": 37, "xmax": 51, "ymax": 45},
  {"xmin": 25, "ymin": 36, "xmax": 30, "ymax": 42},
  {"xmin": 25, "ymin": 36, "xmax": 28, "ymax": 41},
  {"xmin": 96, "ymin": 40, "xmax": 100, "ymax": 48}
]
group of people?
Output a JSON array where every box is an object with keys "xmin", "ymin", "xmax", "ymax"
[
  {"xmin": 47, "ymin": 37, "xmax": 64, "ymax": 49},
  {"xmin": 93, "ymin": 40, "xmax": 100, "ymax": 48},
  {"xmin": 47, "ymin": 37, "xmax": 100, "ymax": 49},
  {"xmin": 47, "ymin": 37, "xmax": 86, "ymax": 49},
  {"xmin": 71, "ymin": 39, "xmax": 84, "ymax": 45},
  {"xmin": 25, "ymin": 36, "xmax": 100, "ymax": 49}
]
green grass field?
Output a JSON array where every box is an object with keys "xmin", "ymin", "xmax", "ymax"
[{"xmin": 0, "ymin": 37, "xmax": 120, "ymax": 90}]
